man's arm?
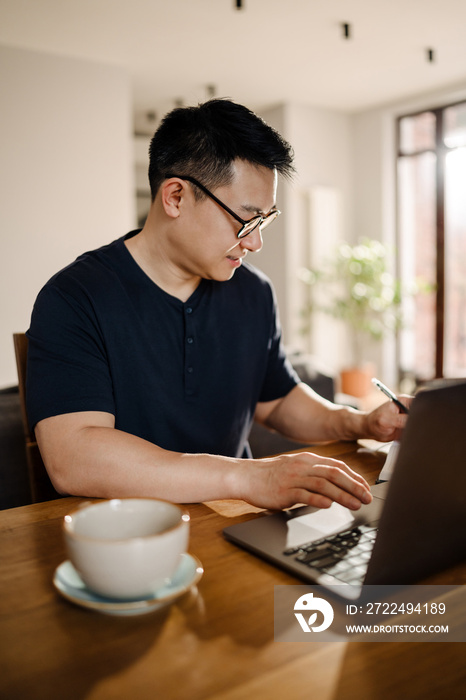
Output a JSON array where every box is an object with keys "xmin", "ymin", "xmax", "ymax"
[
  {"xmin": 35, "ymin": 409, "xmax": 373, "ymax": 511},
  {"xmin": 255, "ymin": 382, "xmax": 411, "ymax": 445}
]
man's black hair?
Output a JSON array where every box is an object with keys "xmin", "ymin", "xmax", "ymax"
[{"xmin": 148, "ymin": 98, "xmax": 295, "ymax": 200}]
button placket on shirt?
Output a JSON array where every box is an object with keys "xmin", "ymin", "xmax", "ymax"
[{"xmin": 184, "ymin": 305, "xmax": 196, "ymax": 397}]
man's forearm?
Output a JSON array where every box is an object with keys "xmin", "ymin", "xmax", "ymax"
[
  {"xmin": 261, "ymin": 383, "xmax": 368, "ymax": 444},
  {"xmin": 36, "ymin": 414, "xmax": 243, "ymax": 503},
  {"xmin": 262, "ymin": 382, "xmax": 410, "ymax": 445},
  {"xmin": 36, "ymin": 410, "xmax": 374, "ymax": 511}
]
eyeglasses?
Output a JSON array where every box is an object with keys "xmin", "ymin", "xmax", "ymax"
[{"xmin": 165, "ymin": 174, "xmax": 280, "ymax": 239}]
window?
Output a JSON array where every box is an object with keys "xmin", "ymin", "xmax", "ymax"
[{"xmin": 397, "ymin": 101, "xmax": 466, "ymax": 382}]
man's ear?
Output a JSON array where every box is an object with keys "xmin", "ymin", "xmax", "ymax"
[{"xmin": 160, "ymin": 179, "xmax": 186, "ymax": 219}]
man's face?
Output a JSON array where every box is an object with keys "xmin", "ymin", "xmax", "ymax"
[{"xmin": 170, "ymin": 160, "xmax": 278, "ymax": 283}]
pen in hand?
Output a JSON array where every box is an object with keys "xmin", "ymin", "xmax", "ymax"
[{"xmin": 371, "ymin": 377, "xmax": 409, "ymax": 414}]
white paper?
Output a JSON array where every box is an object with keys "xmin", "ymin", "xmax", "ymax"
[
  {"xmin": 286, "ymin": 502, "xmax": 356, "ymax": 549},
  {"xmin": 378, "ymin": 440, "xmax": 400, "ymax": 481}
]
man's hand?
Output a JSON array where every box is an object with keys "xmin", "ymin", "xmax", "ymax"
[
  {"xmin": 238, "ymin": 452, "xmax": 373, "ymax": 511},
  {"xmin": 363, "ymin": 395, "xmax": 413, "ymax": 442}
]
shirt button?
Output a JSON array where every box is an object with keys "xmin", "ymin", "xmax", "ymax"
[
  {"xmin": 187, "ymin": 337, "xmax": 194, "ymax": 344},
  {"xmin": 185, "ymin": 307, "xmax": 193, "ymax": 314},
  {"xmin": 187, "ymin": 367, "xmax": 193, "ymax": 374}
]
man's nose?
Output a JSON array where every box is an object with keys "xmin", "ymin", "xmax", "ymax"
[{"xmin": 240, "ymin": 225, "xmax": 263, "ymax": 253}]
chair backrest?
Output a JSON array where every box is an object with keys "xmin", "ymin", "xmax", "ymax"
[{"xmin": 13, "ymin": 333, "xmax": 61, "ymax": 503}]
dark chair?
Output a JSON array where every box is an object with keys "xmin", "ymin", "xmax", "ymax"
[{"xmin": 13, "ymin": 333, "xmax": 62, "ymax": 503}]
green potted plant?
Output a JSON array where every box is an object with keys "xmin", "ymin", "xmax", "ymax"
[{"xmin": 299, "ymin": 238, "xmax": 404, "ymax": 397}]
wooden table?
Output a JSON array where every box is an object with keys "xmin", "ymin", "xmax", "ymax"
[{"xmin": 1, "ymin": 441, "xmax": 465, "ymax": 700}]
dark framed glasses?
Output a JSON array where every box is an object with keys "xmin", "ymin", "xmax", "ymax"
[{"xmin": 165, "ymin": 174, "xmax": 280, "ymax": 239}]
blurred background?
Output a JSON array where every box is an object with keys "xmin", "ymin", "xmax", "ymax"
[{"xmin": 1, "ymin": 0, "xmax": 466, "ymax": 394}]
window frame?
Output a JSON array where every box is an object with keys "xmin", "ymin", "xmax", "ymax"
[{"xmin": 396, "ymin": 99, "xmax": 466, "ymax": 378}]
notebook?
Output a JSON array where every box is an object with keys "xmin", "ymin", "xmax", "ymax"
[{"xmin": 223, "ymin": 380, "xmax": 466, "ymax": 600}]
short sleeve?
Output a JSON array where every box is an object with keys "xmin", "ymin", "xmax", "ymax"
[{"xmin": 26, "ymin": 283, "xmax": 115, "ymax": 429}]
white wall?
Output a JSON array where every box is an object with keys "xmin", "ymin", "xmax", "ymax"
[
  {"xmin": 0, "ymin": 45, "xmax": 134, "ymax": 387},
  {"xmin": 255, "ymin": 102, "xmax": 354, "ymax": 372},
  {"xmin": 252, "ymin": 104, "xmax": 290, "ymax": 342},
  {"xmin": 288, "ymin": 103, "xmax": 354, "ymax": 369}
]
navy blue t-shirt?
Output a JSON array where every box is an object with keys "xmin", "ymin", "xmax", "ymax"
[{"xmin": 26, "ymin": 232, "xmax": 299, "ymax": 458}]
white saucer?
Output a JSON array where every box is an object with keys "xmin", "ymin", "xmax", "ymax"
[{"xmin": 53, "ymin": 553, "xmax": 204, "ymax": 616}]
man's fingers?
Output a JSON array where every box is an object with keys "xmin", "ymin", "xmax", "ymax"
[
  {"xmin": 298, "ymin": 474, "xmax": 369, "ymax": 510},
  {"xmin": 288, "ymin": 489, "xmax": 334, "ymax": 510},
  {"xmin": 294, "ymin": 455, "xmax": 372, "ymax": 495},
  {"xmin": 285, "ymin": 456, "xmax": 372, "ymax": 510},
  {"xmin": 288, "ymin": 483, "xmax": 363, "ymax": 511}
]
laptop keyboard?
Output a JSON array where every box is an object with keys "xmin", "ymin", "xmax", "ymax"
[{"xmin": 283, "ymin": 523, "xmax": 378, "ymax": 586}]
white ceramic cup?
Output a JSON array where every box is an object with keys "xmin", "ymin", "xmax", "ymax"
[{"xmin": 63, "ymin": 498, "xmax": 190, "ymax": 599}]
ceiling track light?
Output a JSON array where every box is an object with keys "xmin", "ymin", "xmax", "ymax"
[
  {"xmin": 342, "ymin": 22, "xmax": 351, "ymax": 39},
  {"xmin": 427, "ymin": 48, "xmax": 435, "ymax": 63},
  {"xmin": 235, "ymin": 0, "xmax": 243, "ymax": 9}
]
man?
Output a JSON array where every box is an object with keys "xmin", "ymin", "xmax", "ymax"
[{"xmin": 27, "ymin": 99, "xmax": 409, "ymax": 511}]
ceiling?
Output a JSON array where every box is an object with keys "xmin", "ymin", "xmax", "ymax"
[{"xmin": 2, "ymin": 0, "xmax": 466, "ymax": 121}]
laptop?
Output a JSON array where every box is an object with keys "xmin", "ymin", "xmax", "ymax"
[{"xmin": 224, "ymin": 380, "xmax": 466, "ymax": 600}]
